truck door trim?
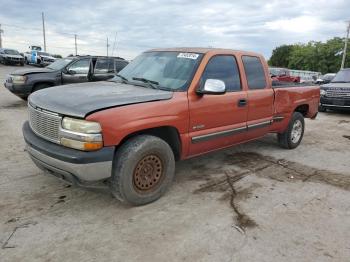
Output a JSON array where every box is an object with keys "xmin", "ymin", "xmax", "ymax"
[
  {"xmin": 247, "ymin": 120, "xmax": 271, "ymax": 131},
  {"xmin": 191, "ymin": 126, "xmax": 247, "ymax": 143},
  {"xmin": 191, "ymin": 116, "xmax": 285, "ymax": 144}
]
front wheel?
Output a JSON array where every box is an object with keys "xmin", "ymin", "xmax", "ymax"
[
  {"xmin": 277, "ymin": 112, "xmax": 305, "ymax": 149},
  {"xmin": 109, "ymin": 135, "xmax": 175, "ymax": 206}
]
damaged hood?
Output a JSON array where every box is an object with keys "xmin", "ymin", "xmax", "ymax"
[
  {"xmin": 12, "ymin": 68, "xmax": 54, "ymax": 75},
  {"xmin": 28, "ymin": 81, "xmax": 173, "ymax": 118}
]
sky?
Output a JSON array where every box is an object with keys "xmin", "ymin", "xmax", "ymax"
[{"xmin": 0, "ymin": 0, "xmax": 349, "ymax": 60}]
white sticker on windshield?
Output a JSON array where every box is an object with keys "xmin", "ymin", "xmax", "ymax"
[{"xmin": 177, "ymin": 53, "xmax": 199, "ymax": 59}]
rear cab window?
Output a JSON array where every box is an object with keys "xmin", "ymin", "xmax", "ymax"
[
  {"xmin": 201, "ymin": 55, "xmax": 241, "ymax": 92},
  {"xmin": 242, "ymin": 56, "xmax": 267, "ymax": 89}
]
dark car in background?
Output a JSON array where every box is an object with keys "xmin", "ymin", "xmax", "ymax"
[
  {"xmin": 4, "ymin": 56, "xmax": 128, "ymax": 99},
  {"xmin": 316, "ymin": 73, "xmax": 336, "ymax": 84},
  {"xmin": 319, "ymin": 69, "xmax": 350, "ymax": 111},
  {"xmin": 0, "ymin": 48, "xmax": 24, "ymax": 66}
]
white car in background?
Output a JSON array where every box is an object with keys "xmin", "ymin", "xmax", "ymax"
[{"xmin": 24, "ymin": 50, "xmax": 56, "ymax": 67}]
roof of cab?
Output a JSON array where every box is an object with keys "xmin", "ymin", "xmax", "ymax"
[{"xmin": 148, "ymin": 47, "xmax": 262, "ymax": 57}]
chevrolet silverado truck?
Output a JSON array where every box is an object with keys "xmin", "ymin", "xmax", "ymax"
[
  {"xmin": 23, "ymin": 48, "xmax": 320, "ymax": 205},
  {"xmin": 319, "ymin": 68, "xmax": 350, "ymax": 111},
  {"xmin": 4, "ymin": 56, "xmax": 128, "ymax": 100}
]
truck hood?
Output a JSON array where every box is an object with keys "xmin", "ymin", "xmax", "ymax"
[
  {"xmin": 321, "ymin": 82, "xmax": 350, "ymax": 89},
  {"xmin": 28, "ymin": 81, "xmax": 174, "ymax": 118},
  {"xmin": 12, "ymin": 68, "xmax": 54, "ymax": 75}
]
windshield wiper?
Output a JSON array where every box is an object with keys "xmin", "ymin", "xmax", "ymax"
[
  {"xmin": 115, "ymin": 74, "xmax": 129, "ymax": 82},
  {"xmin": 132, "ymin": 77, "xmax": 159, "ymax": 89}
]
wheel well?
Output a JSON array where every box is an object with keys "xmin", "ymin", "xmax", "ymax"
[
  {"xmin": 119, "ymin": 126, "xmax": 182, "ymax": 161},
  {"xmin": 294, "ymin": 104, "xmax": 309, "ymax": 116},
  {"xmin": 32, "ymin": 82, "xmax": 54, "ymax": 92}
]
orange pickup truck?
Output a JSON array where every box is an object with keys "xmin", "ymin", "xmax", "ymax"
[{"xmin": 23, "ymin": 48, "xmax": 320, "ymax": 205}]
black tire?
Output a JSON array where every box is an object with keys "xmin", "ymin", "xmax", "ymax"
[
  {"xmin": 110, "ymin": 135, "xmax": 175, "ymax": 206},
  {"xmin": 277, "ymin": 112, "xmax": 305, "ymax": 149},
  {"xmin": 32, "ymin": 83, "xmax": 50, "ymax": 93},
  {"xmin": 20, "ymin": 62, "xmax": 24, "ymax": 66}
]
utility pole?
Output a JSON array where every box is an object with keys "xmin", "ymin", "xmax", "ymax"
[
  {"xmin": 0, "ymin": 24, "xmax": 3, "ymax": 48},
  {"xmin": 107, "ymin": 37, "xmax": 109, "ymax": 57},
  {"xmin": 74, "ymin": 34, "xmax": 77, "ymax": 56},
  {"xmin": 42, "ymin": 12, "xmax": 47, "ymax": 51},
  {"xmin": 341, "ymin": 21, "xmax": 350, "ymax": 69}
]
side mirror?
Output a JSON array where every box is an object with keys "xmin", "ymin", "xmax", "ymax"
[
  {"xmin": 197, "ymin": 79, "xmax": 226, "ymax": 95},
  {"xmin": 68, "ymin": 69, "xmax": 76, "ymax": 75}
]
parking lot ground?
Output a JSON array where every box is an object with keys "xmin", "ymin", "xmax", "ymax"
[{"xmin": 0, "ymin": 64, "xmax": 349, "ymax": 262}]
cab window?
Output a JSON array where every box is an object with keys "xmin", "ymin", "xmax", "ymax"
[
  {"xmin": 242, "ymin": 56, "xmax": 266, "ymax": 89},
  {"xmin": 201, "ymin": 55, "xmax": 241, "ymax": 92}
]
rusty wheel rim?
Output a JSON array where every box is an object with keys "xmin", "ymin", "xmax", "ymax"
[{"xmin": 133, "ymin": 154, "xmax": 163, "ymax": 193}]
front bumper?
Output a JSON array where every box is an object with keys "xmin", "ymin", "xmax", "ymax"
[
  {"xmin": 4, "ymin": 58, "xmax": 24, "ymax": 64},
  {"xmin": 4, "ymin": 82, "xmax": 32, "ymax": 98},
  {"xmin": 23, "ymin": 121, "xmax": 114, "ymax": 184},
  {"xmin": 320, "ymin": 96, "xmax": 350, "ymax": 109}
]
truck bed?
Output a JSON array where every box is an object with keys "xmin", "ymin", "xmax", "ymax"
[{"xmin": 273, "ymin": 84, "xmax": 320, "ymax": 119}]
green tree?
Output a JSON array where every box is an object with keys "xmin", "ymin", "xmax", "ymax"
[
  {"xmin": 269, "ymin": 37, "xmax": 350, "ymax": 74},
  {"xmin": 268, "ymin": 45, "xmax": 294, "ymax": 67}
]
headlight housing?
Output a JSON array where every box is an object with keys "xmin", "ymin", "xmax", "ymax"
[
  {"xmin": 62, "ymin": 117, "xmax": 101, "ymax": 133},
  {"xmin": 320, "ymin": 89, "xmax": 326, "ymax": 96},
  {"xmin": 60, "ymin": 117, "xmax": 103, "ymax": 151},
  {"xmin": 11, "ymin": 75, "xmax": 27, "ymax": 84}
]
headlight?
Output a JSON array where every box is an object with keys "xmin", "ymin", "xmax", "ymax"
[
  {"xmin": 62, "ymin": 117, "xmax": 101, "ymax": 133},
  {"xmin": 60, "ymin": 117, "xmax": 103, "ymax": 151},
  {"xmin": 11, "ymin": 75, "xmax": 27, "ymax": 84},
  {"xmin": 320, "ymin": 89, "xmax": 326, "ymax": 96}
]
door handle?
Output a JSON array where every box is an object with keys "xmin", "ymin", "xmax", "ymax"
[{"xmin": 238, "ymin": 99, "xmax": 247, "ymax": 107}]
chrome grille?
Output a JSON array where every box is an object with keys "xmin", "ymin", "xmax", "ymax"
[
  {"xmin": 325, "ymin": 90, "xmax": 350, "ymax": 98},
  {"xmin": 28, "ymin": 104, "xmax": 62, "ymax": 143}
]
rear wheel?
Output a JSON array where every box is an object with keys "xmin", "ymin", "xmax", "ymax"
[
  {"xmin": 109, "ymin": 135, "xmax": 175, "ymax": 205},
  {"xmin": 277, "ymin": 112, "xmax": 305, "ymax": 149}
]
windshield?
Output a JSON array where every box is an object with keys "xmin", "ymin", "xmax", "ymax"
[
  {"xmin": 4, "ymin": 49, "xmax": 19, "ymax": 55},
  {"xmin": 113, "ymin": 51, "xmax": 203, "ymax": 91},
  {"xmin": 47, "ymin": 58, "xmax": 73, "ymax": 70},
  {"xmin": 331, "ymin": 70, "xmax": 350, "ymax": 83},
  {"xmin": 38, "ymin": 52, "xmax": 50, "ymax": 56},
  {"xmin": 322, "ymin": 74, "xmax": 335, "ymax": 81}
]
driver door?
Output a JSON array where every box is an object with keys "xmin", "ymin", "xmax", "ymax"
[
  {"xmin": 188, "ymin": 55, "xmax": 248, "ymax": 156},
  {"xmin": 62, "ymin": 58, "xmax": 92, "ymax": 84}
]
